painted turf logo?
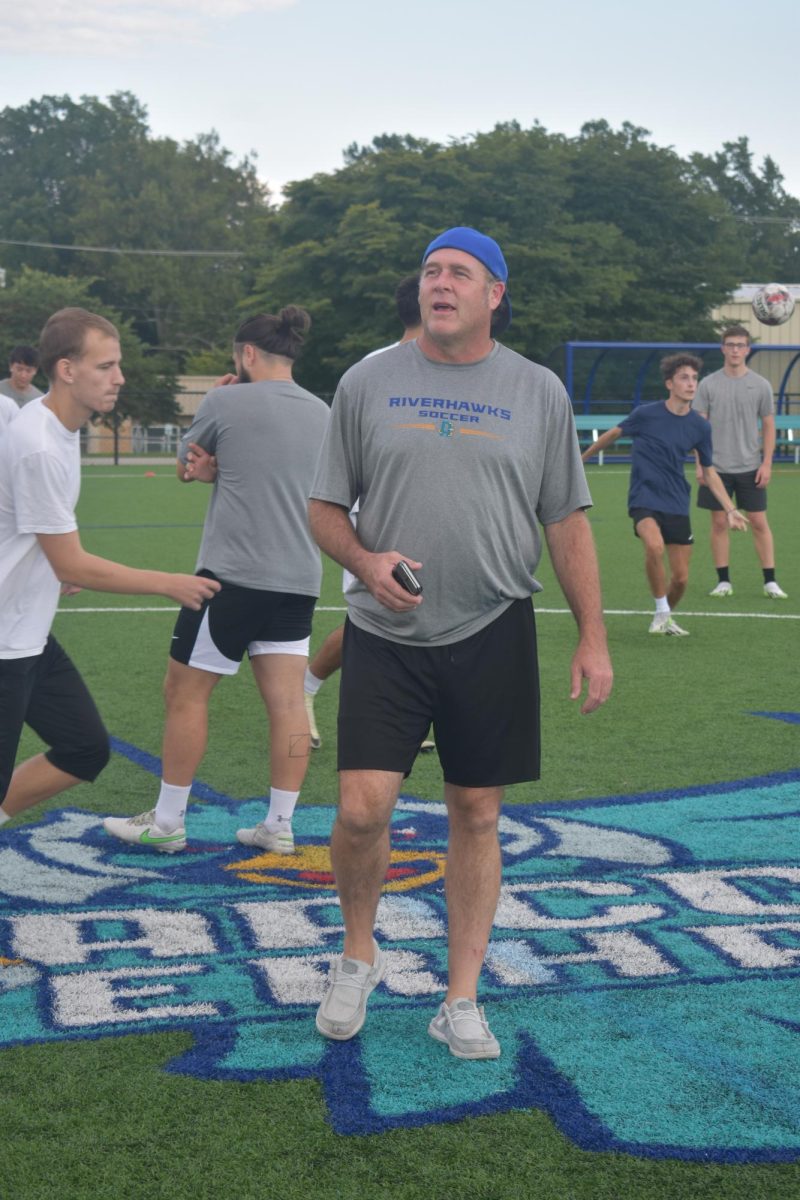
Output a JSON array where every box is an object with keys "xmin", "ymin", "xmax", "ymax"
[{"xmin": 2, "ymin": 751, "xmax": 800, "ymax": 1160}]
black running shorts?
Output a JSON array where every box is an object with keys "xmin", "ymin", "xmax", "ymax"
[
  {"xmin": 697, "ymin": 470, "xmax": 767, "ymax": 513},
  {"xmin": 0, "ymin": 636, "xmax": 109, "ymax": 800},
  {"xmin": 630, "ymin": 508, "xmax": 693, "ymax": 546},
  {"xmin": 338, "ymin": 599, "xmax": 541, "ymax": 788}
]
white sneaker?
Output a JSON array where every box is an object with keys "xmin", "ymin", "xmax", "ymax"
[
  {"xmin": 304, "ymin": 693, "xmax": 321, "ymax": 749},
  {"xmin": 649, "ymin": 614, "xmax": 689, "ymax": 637},
  {"xmin": 764, "ymin": 581, "xmax": 788, "ymax": 599},
  {"xmin": 709, "ymin": 581, "xmax": 733, "ymax": 597},
  {"xmin": 103, "ymin": 809, "xmax": 186, "ymax": 853},
  {"xmin": 428, "ymin": 998, "xmax": 501, "ymax": 1059},
  {"xmin": 236, "ymin": 821, "xmax": 295, "ymax": 854},
  {"xmin": 316, "ymin": 939, "xmax": 385, "ymax": 1040}
]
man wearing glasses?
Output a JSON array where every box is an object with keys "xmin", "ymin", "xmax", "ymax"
[{"xmin": 695, "ymin": 325, "xmax": 787, "ymax": 599}]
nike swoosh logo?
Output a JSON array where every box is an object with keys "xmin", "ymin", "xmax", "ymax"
[{"xmin": 139, "ymin": 830, "xmax": 184, "ymax": 845}]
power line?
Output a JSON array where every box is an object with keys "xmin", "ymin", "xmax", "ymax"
[{"xmin": 0, "ymin": 238, "xmax": 247, "ymax": 258}]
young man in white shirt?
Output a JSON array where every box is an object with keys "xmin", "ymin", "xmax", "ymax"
[{"xmin": 0, "ymin": 307, "xmax": 219, "ymax": 829}]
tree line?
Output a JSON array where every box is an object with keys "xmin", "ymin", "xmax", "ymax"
[{"xmin": 1, "ymin": 92, "xmax": 798, "ymax": 418}]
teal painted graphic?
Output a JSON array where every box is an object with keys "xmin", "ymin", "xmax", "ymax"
[{"xmin": 1, "ymin": 739, "xmax": 800, "ymax": 1160}]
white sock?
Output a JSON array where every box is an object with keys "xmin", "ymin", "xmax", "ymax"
[
  {"xmin": 654, "ymin": 596, "xmax": 670, "ymax": 615},
  {"xmin": 154, "ymin": 781, "xmax": 191, "ymax": 832},
  {"xmin": 304, "ymin": 668, "xmax": 324, "ymax": 696},
  {"xmin": 0, "ymin": 809, "xmax": 10, "ymax": 827},
  {"xmin": 265, "ymin": 787, "xmax": 299, "ymax": 830}
]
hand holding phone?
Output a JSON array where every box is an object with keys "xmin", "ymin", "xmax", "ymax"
[{"xmin": 392, "ymin": 561, "xmax": 422, "ymax": 596}]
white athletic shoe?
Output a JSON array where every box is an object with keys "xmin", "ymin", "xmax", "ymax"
[
  {"xmin": 649, "ymin": 614, "xmax": 689, "ymax": 637},
  {"xmin": 316, "ymin": 940, "xmax": 385, "ymax": 1040},
  {"xmin": 709, "ymin": 581, "xmax": 733, "ymax": 597},
  {"xmin": 103, "ymin": 809, "xmax": 186, "ymax": 853},
  {"xmin": 304, "ymin": 693, "xmax": 321, "ymax": 749},
  {"xmin": 764, "ymin": 581, "xmax": 788, "ymax": 600},
  {"xmin": 428, "ymin": 998, "xmax": 501, "ymax": 1060},
  {"xmin": 235, "ymin": 821, "xmax": 295, "ymax": 854}
]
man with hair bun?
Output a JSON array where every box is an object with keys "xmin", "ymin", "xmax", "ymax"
[
  {"xmin": 582, "ymin": 352, "xmax": 748, "ymax": 636},
  {"xmin": 104, "ymin": 307, "xmax": 329, "ymax": 854},
  {"xmin": 0, "ymin": 308, "xmax": 220, "ymax": 831}
]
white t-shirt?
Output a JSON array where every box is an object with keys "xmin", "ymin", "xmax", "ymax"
[
  {"xmin": 0, "ymin": 397, "xmax": 80, "ymax": 658},
  {"xmin": 0, "ymin": 392, "xmax": 19, "ymax": 430}
]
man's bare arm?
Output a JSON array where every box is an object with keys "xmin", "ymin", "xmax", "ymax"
[
  {"xmin": 543, "ymin": 509, "xmax": 613, "ymax": 714},
  {"xmin": 580, "ymin": 426, "xmax": 623, "ymax": 463},
  {"xmin": 308, "ymin": 498, "xmax": 422, "ymax": 613},
  {"xmin": 37, "ymin": 531, "xmax": 220, "ymax": 610}
]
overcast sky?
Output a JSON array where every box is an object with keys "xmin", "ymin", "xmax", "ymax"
[{"xmin": 2, "ymin": 0, "xmax": 798, "ymax": 204}]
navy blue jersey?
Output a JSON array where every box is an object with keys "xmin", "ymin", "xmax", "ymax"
[{"xmin": 620, "ymin": 401, "xmax": 713, "ymax": 515}]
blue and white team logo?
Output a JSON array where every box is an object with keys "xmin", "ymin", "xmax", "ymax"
[{"xmin": 2, "ymin": 737, "xmax": 800, "ymax": 1161}]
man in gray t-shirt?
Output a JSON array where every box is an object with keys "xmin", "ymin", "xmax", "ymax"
[
  {"xmin": 309, "ymin": 226, "xmax": 613, "ymax": 1059},
  {"xmin": 104, "ymin": 308, "xmax": 329, "ymax": 857},
  {"xmin": 0, "ymin": 345, "xmax": 44, "ymax": 408},
  {"xmin": 695, "ymin": 325, "xmax": 787, "ymax": 599}
]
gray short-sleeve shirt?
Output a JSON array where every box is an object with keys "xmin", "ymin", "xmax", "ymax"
[
  {"xmin": 310, "ymin": 340, "xmax": 591, "ymax": 646},
  {"xmin": 693, "ymin": 368, "xmax": 774, "ymax": 474},
  {"xmin": 179, "ymin": 379, "xmax": 330, "ymax": 595}
]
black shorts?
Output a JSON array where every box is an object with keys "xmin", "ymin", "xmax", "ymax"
[
  {"xmin": 0, "ymin": 636, "xmax": 109, "ymax": 800},
  {"xmin": 630, "ymin": 508, "xmax": 693, "ymax": 546},
  {"xmin": 697, "ymin": 470, "xmax": 767, "ymax": 513},
  {"xmin": 170, "ymin": 571, "xmax": 317, "ymax": 675},
  {"xmin": 338, "ymin": 599, "xmax": 541, "ymax": 788}
]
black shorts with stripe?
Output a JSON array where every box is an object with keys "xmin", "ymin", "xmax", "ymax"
[{"xmin": 170, "ymin": 570, "xmax": 316, "ymax": 674}]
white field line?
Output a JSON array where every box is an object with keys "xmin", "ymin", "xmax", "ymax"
[{"xmin": 56, "ymin": 605, "xmax": 800, "ymax": 620}]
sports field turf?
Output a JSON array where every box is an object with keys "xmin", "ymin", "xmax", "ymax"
[{"xmin": 3, "ymin": 460, "xmax": 800, "ymax": 1198}]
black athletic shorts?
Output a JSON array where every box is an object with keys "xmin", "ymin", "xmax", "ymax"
[
  {"xmin": 338, "ymin": 599, "xmax": 541, "ymax": 788},
  {"xmin": 0, "ymin": 636, "xmax": 109, "ymax": 801},
  {"xmin": 697, "ymin": 470, "xmax": 767, "ymax": 513},
  {"xmin": 170, "ymin": 570, "xmax": 317, "ymax": 675},
  {"xmin": 630, "ymin": 508, "xmax": 693, "ymax": 546}
]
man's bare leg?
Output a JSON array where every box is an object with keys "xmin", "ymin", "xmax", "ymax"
[
  {"xmin": 443, "ymin": 783, "xmax": 504, "ymax": 1002},
  {"xmin": 308, "ymin": 625, "xmax": 344, "ymax": 683},
  {"xmin": 710, "ymin": 510, "xmax": 730, "ymax": 570},
  {"xmin": 748, "ymin": 511, "xmax": 775, "ymax": 569},
  {"xmin": 666, "ymin": 543, "xmax": 692, "ymax": 611},
  {"xmin": 160, "ymin": 658, "xmax": 221, "ymax": 785},
  {"xmin": 333, "ymin": 768, "xmax": 401, "ymax": 963},
  {"xmin": 251, "ymin": 653, "xmax": 311, "ymax": 793},
  {"xmin": 1, "ymin": 755, "xmax": 82, "ymax": 818},
  {"xmin": 637, "ymin": 518, "xmax": 668, "ymax": 600}
]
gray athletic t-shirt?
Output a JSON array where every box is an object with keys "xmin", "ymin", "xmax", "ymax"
[
  {"xmin": 693, "ymin": 368, "xmax": 774, "ymax": 474},
  {"xmin": 310, "ymin": 340, "xmax": 591, "ymax": 646},
  {"xmin": 179, "ymin": 379, "xmax": 329, "ymax": 594}
]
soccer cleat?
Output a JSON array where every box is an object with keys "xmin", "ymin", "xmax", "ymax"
[
  {"xmin": 709, "ymin": 581, "xmax": 733, "ymax": 597},
  {"xmin": 428, "ymin": 998, "xmax": 501, "ymax": 1060},
  {"xmin": 764, "ymin": 581, "xmax": 788, "ymax": 600},
  {"xmin": 419, "ymin": 739, "xmax": 436, "ymax": 753},
  {"xmin": 103, "ymin": 809, "xmax": 186, "ymax": 853},
  {"xmin": 649, "ymin": 614, "xmax": 689, "ymax": 637},
  {"xmin": 304, "ymin": 692, "xmax": 321, "ymax": 749},
  {"xmin": 236, "ymin": 821, "xmax": 295, "ymax": 854},
  {"xmin": 316, "ymin": 939, "xmax": 385, "ymax": 1040}
]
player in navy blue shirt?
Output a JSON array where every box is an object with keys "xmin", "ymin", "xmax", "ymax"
[{"xmin": 582, "ymin": 354, "xmax": 748, "ymax": 636}]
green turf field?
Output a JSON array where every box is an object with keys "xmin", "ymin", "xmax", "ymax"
[{"xmin": 4, "ymin": 461, "xmax": 800, "ymax": 1198}]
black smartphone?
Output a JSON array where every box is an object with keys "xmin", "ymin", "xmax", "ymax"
[{"xmin": 392, "ymin": 561, "xmax": 422, "ymax": 596}]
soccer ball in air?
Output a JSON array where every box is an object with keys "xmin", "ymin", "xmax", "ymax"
[{"xmin": 751, "ymin": 283, "xmax": 795, "ymax": 326}]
